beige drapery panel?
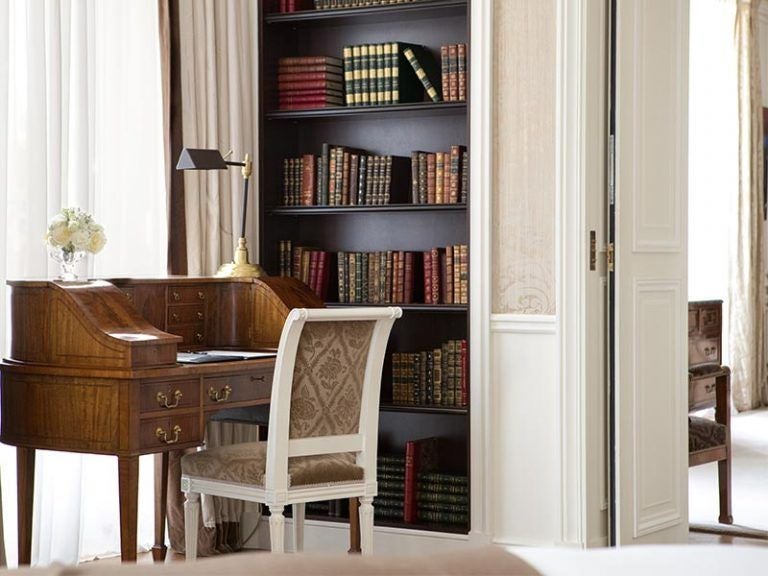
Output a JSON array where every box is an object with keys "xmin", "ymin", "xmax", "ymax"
[
  {"xmin": 178, "ymin": 0, "xmax": 257, "ymax": 275},
  {"xmin": 158, "ymin": 0, "xmax": 261, "ymax": 557},
  {"xmin": 731, "ymin": 0, "xmax": 766, "ymax": 411}
]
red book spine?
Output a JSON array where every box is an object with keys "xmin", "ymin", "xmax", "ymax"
[
  {"xmin": 278, "ymin": 79, "xmax": 343, "ymax": 91},
  {"xmin": 404, "ymin": 251, "xmax": 414, "ymax": 304},
  {"xmin": 397, "ymin": 250, "xmax": 405, "ymax": 303},
  {"xmin": 278, "ymin": 102, "xmax": 341, "ymax": 110},
  {"xmin": 280, "ymin": 0, "xmax": 287, "ymax": 13},
  {"xmin": 287, "ymin": 0, "xmax": 295, "ymax": 11},
  {"xmin": 278, "ymin": 88, "xmax": 343, "ymax": 97},
  {"xmin": 328, "ymin": 148, "xmax": 338, "ymax": 206},
  {"xmin": 278, "ymin": 56, "xmax": 343, "ymax": 66},
  {"xmin": 448, "ymin": 44, "xmax": 458, "ymax": 101},
  {"xmin": 277, "ymin": 64, "xmax": 343, "ymax": 74},
  {"xmin": 301, "ymin": 154, "xmax": 315, "ymax": 206},
  {"xmin": 423, "ymin": 251, "xmax": 432, "ymax": 304},
  {"xmin": 404, "ymin": 439, "xmax": 419, "ymax": 523},
  {"xmin": 460, "ymin": 339, "xmax": 468, "ymax": 407},
  {"xmin": 278, "ymin": 72, "xmax": 344, "ymax": 82},
  {"xmin": 318, "ymin": 251, "xmax": 330, "ymax": 301},
  {"xmin": 279, "ymin": 94, "xmax": 343, "ymax": 104}
]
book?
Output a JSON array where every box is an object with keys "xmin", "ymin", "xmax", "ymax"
[
  {"xmin": 343, "ymin": 45, "xmax": 355, "ymax": 105},
  {"xmin": 404, "ymin": 437, "xmax": 441, "ymax": 523},
  {"xmin": 457, "ymin": 43, "xmax": 467, "ymax": 101},
  {"xmin": 277, "ymin": 71, "xmax": 344, "ymax": 82},
  {"xmin": 278, "ymin": 79, "xmax": 344, "ymax": 91},
  {"xmin": 278, "ymin": 56, "xmax": 343, "ymax": 67},
  {"xmin": 402, "ymin": 45, "xmax": 441, "ymax": 102},
  {"xmin": 447, "ymin": 44, "xmax": 458, "ymax": 101},
  {"xmin": 390, "ymin": 42, "xmax": 426, "ymax": 103}
]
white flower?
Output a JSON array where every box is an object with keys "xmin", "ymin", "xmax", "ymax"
[{"xmin": 45, "ymin": 207, "xmax": 107, "ymax": 255}]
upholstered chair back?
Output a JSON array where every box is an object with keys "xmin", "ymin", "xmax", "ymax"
[{"xmin": 288, "ymin": 320, "xmax": 375, "ymax": 440}]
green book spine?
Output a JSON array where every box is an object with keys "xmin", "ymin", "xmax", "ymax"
[
  {"xmin": 357, "ymin": 155, "xmax": 367, "ymax": 205},
  {"xmin": 390, "ymin": 42, "xmax": 399, "ymax": 102},
  {"xmin": 355, "ymin": 251, "xmax": 363, "ymax": 303},
  {"xmin": 361, "ymin": 252, "xmax": 369, "ymax": 303},
  {"xmin": 352, "ymin": 45, "xmax": 362, "ymax": 105},
  {"xmin": 368, "ymin": 44, "xmax": 378, "ymax": 106},
  {"xmin": 417, "ymin": 491, "xmax": 469, "ymax": 505},
  {"xmin": 337, "ymin": 251, "xmax": 347, "ymax": 303},
  {"xmin": 349, "ymin": 252, "xmax": 357, "ymax": 303},
  {"xmin": 360, "ymin": 44, "xmax": 370, "ymax": 105},
  {"xmin": 383, "ymin": 42, "xmax": 393, "ymax": 104},
  {"xmin": 416, "ymin": 510, "xmax": 468, "ymax": 525},
  {"xmin": 343, "ymin": 45, "xmax": 355, "ymax": 106},
  {"xmin": 403, "ymin": 46, "xmax": 440, "ymax": 102},
  {"xmin": 375, "ymin": 43, "xmax": 385, "ymax": 105},
  {"xmin": 417, "ymin": 472, "xmax": 468, "ymax": 485}
]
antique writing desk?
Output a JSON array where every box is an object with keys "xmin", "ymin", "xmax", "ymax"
[{"xmin": 0, "ymin": 276, "xmax": 322, "ymax": 564}]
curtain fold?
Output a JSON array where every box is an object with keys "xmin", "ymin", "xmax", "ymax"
[
  {"xmin": 178, "ymin": 0, "xmax": 257, "ymax": 276},
  {"xmin": 731, "ymin": 0, "xmax": 766, "ymax": 411},
  {"xmin": 1, "ymin": 0, "xmax": 167, "ymax": 565}
]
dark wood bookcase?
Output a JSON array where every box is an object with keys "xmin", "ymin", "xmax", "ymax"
[{"xmin": 258, "ymin": 0, "xmax": 470, "ymax": 535}]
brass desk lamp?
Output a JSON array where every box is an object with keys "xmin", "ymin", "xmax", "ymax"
[{"xmin": 176, "ymin": 148, "xmax": 265, "ymax": 278}]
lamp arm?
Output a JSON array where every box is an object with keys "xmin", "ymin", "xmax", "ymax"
[{"xmin": 241, "ymin": 176, "xmax": 249, "ymax": 240}]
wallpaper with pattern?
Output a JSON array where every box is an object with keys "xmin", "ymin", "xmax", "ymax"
[{"xmin": 491, "ymin": 0, "xmax": 556, "ymax": 315}]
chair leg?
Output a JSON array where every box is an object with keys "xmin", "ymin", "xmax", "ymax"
[
  {"xmin": 184, "ymin": 491, "xmax": 200, "ymax": 561},
  {"xmin": 359, "ymin": 496, "xmax": 374, "ymax": 556},
  {"xmin": 292, "ymin": 503, "xmax": 305, "ymax": 552},
  {"xmin": 717, "ymin": 457, "xmax": 733, "ymax": 524},
  {"xmin": 269, "ymin": 505, "xmax": 286, "ymax": 553}
]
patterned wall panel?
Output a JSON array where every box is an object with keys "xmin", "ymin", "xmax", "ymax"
[{"xmin": 492, "ymin": 0, "xmax": 556, "ymax": 315}]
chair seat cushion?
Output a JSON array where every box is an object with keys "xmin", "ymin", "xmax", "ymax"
[
  {"xmin": 689, "ymin": 416, "xmax": 726, "ymax": 452},
  {"xmin": 181, "ymin": 441, "xmax": 364, "ymax": 487}
]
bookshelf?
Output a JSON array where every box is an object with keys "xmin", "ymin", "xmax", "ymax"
[{"xmin": 258, "ymin": 0, "xmax": 469, "ymax": 534}]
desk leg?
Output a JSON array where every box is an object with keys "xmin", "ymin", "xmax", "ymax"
[
  {"xmin": 152, "ymin": 452, "xmax": 169, "ymax": 562},
  {"xmin": 118, "ymin": 455, "xmax": 139, "ymax": 563},
  {"xmin": 17, "ymin": 447, "xmax": 35, "ymax": 566},
  {"xmin": 348, "ymin": 497, "xmax": 361, "ymax": 554}
]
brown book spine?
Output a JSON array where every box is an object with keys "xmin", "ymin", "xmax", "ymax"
[
  {"xmin": 459, "ymin": 244, "xmax": 468, "ymax": 304},
  {"xmin": 384, "ymin": 155, "xmax": 392, "ymax": 204},
  {"xmin": 444, "ymin": 152, "xmax": 452, "ymax": 203},
  {"xmin": 426, "ymin": 153, "xmax": 436, "ymax": 204},
  {"xmin": 301, "ymin": 249, "xmax": 312, "ymax": 284},
  {"xmin": 449, "ymin": 145, "xmax": 462, "ymax": 203},
  {"xmin": 341, "ymin": 151, "xmax": 351, "ymax": 205},
  {"xmin": 317, "ymin": 251, "xmax": 330, "ymax": 301},
  {"xmin": 334, "ymin": 147, "xmax": 344, "ymax": 205},
  {"xmin": 430, "ymin": 247, "xmax": 441, "ymax": 304},
  {"xmin": 372, "ymin": 252, "xmax": 381, "ymax": 304},
  {"xmin": 328, "ymin": 147, "xmax": 338, "ymax": 206},
  {"xmin": 349, "ymin": 154, "xmax": 359, "ymax": 206},
  {"xmin": 457, "ymin": 43, "xmax": 467, "ymax": 102},
  {"xmin": 282, "ymin": 158, "xmax": 291, "ymax": 205},
  {"xmin": 365, "ymin": 155, "xmax": 375, "ymax": 205},
  {"xmin": 423, "ymin": 250, "xmax": 432, "ymax": 304},
  {"xmin": 385, "ymin": 250, "xmax": 393, "ymax": 303},
  {"xmin": 308, "ymin": 250, "xmax": 320, "ymax": 295},
  {"xmin": 448, "ymin": 44, "xmax": 458, "ymax": 101},
  {"xmin": 411, "ymin": 151, "xmax": 420, "ymax": 203},
  {"xmin": 391, "ymin": 251, "xmax": 400, "ymax": 303},
  {"xmin": 404, "ymin": 251, "xmax": 414, "ymax": 304},
  {"xmin": 461, "ymin": 150, "xmax": 469, "ymax": 203},
  {"xmin": 301, "ymin": 154, "xmax": 315, "ymax": 206},
  {"xmin": 444, "ymin": 245, "xmax": 454, "ymax": 304},
  {"xmin": 453, "ymin": 244, "xmax": 461, "ymax": 304}
]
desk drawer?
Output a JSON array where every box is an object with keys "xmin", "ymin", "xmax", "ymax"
[
  {"xmin": 168, "ymin": 325, "xmax": 206, "ymax": 347},
  {"xmin": 688, "ymin": 337, "xmax": 720, "ymax": 366},
  {"xmin": 699, "ymin": 306, "xmax": 721, "ymax": 335},
  {"xmin": 140, "ymin": 414, "xmax": 201, "ymax": 449},
  {"xmin": 689, "ymin": 377, "xmax": 717, "ymax": 411},
  {"xmin": 140, "ymin": 378, "xmax": 200, "ymax": 413},
  {"xmin": 168, "ymin": 305, "xmax": 205, "ymax": 326},
  {"xmin": 168, "ymin": 286, "xmax": 209, "ymax": 305},
  {"xmin": 204, "ymin": 369, "xmax": 272, "ymax": 406}
]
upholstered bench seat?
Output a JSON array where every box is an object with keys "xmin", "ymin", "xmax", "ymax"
[
  {"xmin": 181, "ymin": 441, "xmax": 364, "ymax": 487},
  {"xmin": 688, "ymin": 416, "xmax": 726, "ymax": 453}
]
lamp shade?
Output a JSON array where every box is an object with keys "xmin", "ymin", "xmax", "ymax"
[{"xmin": 176, "ymin": 148, "xmax": 228, "ymax": 170}]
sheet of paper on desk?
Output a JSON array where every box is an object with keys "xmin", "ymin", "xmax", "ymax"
[
  {"xmin": 176, "ymin": 350, "xmax": 277, "ymax": 364},
  {"xmin": 205, "ymin": 350, "xmax": 277, "ymax": 359}
]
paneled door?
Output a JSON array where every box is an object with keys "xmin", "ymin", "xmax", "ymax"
[{"xmin": 610, "ymin": 0, "xmax": 689, "ymax": 545}]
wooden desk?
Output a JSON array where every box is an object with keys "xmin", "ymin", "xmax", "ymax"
[
  {"xmin": 0, "ymin": 277, "xmax": 322, "ymax": 564},
  {"xmin": 688, "ymin": 300, "xmax": 723, "ymax": 411}
]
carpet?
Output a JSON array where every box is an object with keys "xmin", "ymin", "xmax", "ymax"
[{"xmin": 689, "ymin": 406, "xmax": 768, "ymax": 532}]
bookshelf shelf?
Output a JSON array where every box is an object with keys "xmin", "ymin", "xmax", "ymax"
[
  {"xmin": 264, "ymin": 0, "xmax": 467, "ymax": 25},
  {"xmin": 258, "ymin": 0, "xmax": 470, "ymax": 536},
  {"xmin": 269, "ymin": 204, "xmax": 466, "ymax": 215},
  {"xmin": 266, "ymin": 101, "xmax": 466, "ymax": 121}
]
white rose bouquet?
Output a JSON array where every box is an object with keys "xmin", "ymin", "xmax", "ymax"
[{"xmin": 45, "ymin": 207, "xmax": 107, "ymax": 256}]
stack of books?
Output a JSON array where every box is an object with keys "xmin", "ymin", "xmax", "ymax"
[
  {"xmin": 391, "ymin": 339, "xmax": 468, "ymax": 408},
  {"xmin": 342, "ymin": 42, "xmax": 440, "ymax": 106},
  {"xmin": 272, "ymin": 0, "xmax": 313, "ymax": 12},
  {"xmin": 337, "ymin": 250, "xmax": 422, "ymax": 304},
  {"xmin": 417, "ymin": 472, "xmax": 468, "ymax": 526},
  {"xmin": 278, "ymin": 56, "xmax": 344, "ymax": 110},
  {"xmin": 423, "ymin": 244, "xmax": 468, "ymax": 305},
  {"xmin": 410, "ymin": 145, "xmax": 468, "ymax": 204},
  {"xmin": 440, "ymin": 44, "xmax": 468, "ymax": 102},
  {"xmin": 374, "ymin": 454, "xmax": 406, "ymax": 522}
]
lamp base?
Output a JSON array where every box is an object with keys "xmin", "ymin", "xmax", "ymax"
[{"xmin": 215, "ymin": 237, "xmax": 266, "ymax": 278}]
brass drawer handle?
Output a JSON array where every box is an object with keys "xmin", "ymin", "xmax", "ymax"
[
  {"xmin": 196, "ymin": 333, "xmax": 204, "ymax": 343},
  {"xmin": 705, "ymin": 382, "xmax": 716, "ymax": 394},
  {"xmin": 251, "ymin": 375, "xmax": 265, "ymax": 382},
  {"xmin": 156, "ymin": 424, "xmax": 182, "ymax": 445},
  {"xmin": 172, "ymin": 313, "xmax": 180, "ymax": 322},
  {"xmin": 172, "ymin": 291, "xmax": 181, "ymax": 301},
  {"xmin": 208, "ymin": 385, "xmax": 232, "ymax": 402},
  {"xmin": 198, "ymin": 291, "xmax": 205, "ymax": 300},
  {"xmin": 197, "ymin": 311, "xmax": 204, "ymax": 320},
  {"xmin": 156, "ymin": 389, "xmax": 183, "ymax": 409}
]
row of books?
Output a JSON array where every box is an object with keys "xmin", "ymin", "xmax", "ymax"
[
  {"xmin": 272, "ymin": 0, "xmax": 312, "ymax": 13},
  {"xmin": 278, "ymin": 242, "xmax": 332, "ymax": 300},
  {"xmin": 338, "ymin": 250, "xmax": 420, "ymax": 304},
  {"xmin": 315, "ymin": 0, "xmax": 424, "ymax": 9},
  {"xmin": 411, "ymin": 146, "xmax": 468, "ymax": 205},
  {"xmin": 440, "ymin": 44, "xmax": 467, "ymax": 102},
  {"xmin": 281, "ymin": 149, "xmax": 409, "ymax": 206},
  {"xmin": 391, "ymin": 339, "xmax": 468, "ymax": 408},
  {"xmin": 277, "ymin": 56, "xmax": 344, "ymax": 110},
  {"xmin": 343, "ymin": 42, "xmax": 440, "ymax": 106},
  {"xmin": 424, "ymin": 245, "xmax": 468, "ymax": 305}
]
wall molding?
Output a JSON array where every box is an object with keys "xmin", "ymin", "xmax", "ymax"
[{"xmin": 490, "ymin": 314, "xmax": 557, "ymax": 334}]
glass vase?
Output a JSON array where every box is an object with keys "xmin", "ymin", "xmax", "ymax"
[{"xmin": 50, "ymin": 247, "xmax": 86, "ymax": 282}]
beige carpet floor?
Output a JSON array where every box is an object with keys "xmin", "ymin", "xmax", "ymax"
[{"xmin": 689, "ymin": 406, "xmax": 768, "ymax": 531}]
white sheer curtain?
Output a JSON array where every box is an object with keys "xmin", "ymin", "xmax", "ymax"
[{"xmin": 0, "ymin": 0, "xmax": 167, "ymax": 566}]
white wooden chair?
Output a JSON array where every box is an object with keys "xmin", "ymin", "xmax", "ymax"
[{"xmin": 181, "ymin": 307, "xmax": 402, "ymax": 558}]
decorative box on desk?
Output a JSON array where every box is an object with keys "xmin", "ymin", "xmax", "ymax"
[{"xmin": 0, "ymin": 276, "xmax": 322, "ymax": 564}]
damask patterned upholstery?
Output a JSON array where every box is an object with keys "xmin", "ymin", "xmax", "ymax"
[
  {"xmin": 289, "ymin": 320, "xmax": 374, "ymax": 439},
  {"xmin": 182, "ymin": 441, "xmax": 364, "ymax": 487},
  {"xmin": 689, "ymin": 416, "xmax": 726, "ymax": 453}
]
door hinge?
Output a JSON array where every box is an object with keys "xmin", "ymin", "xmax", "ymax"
[{"xmin": 606, "ymin": 242, "xmax": 615, "ymax": 272}]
